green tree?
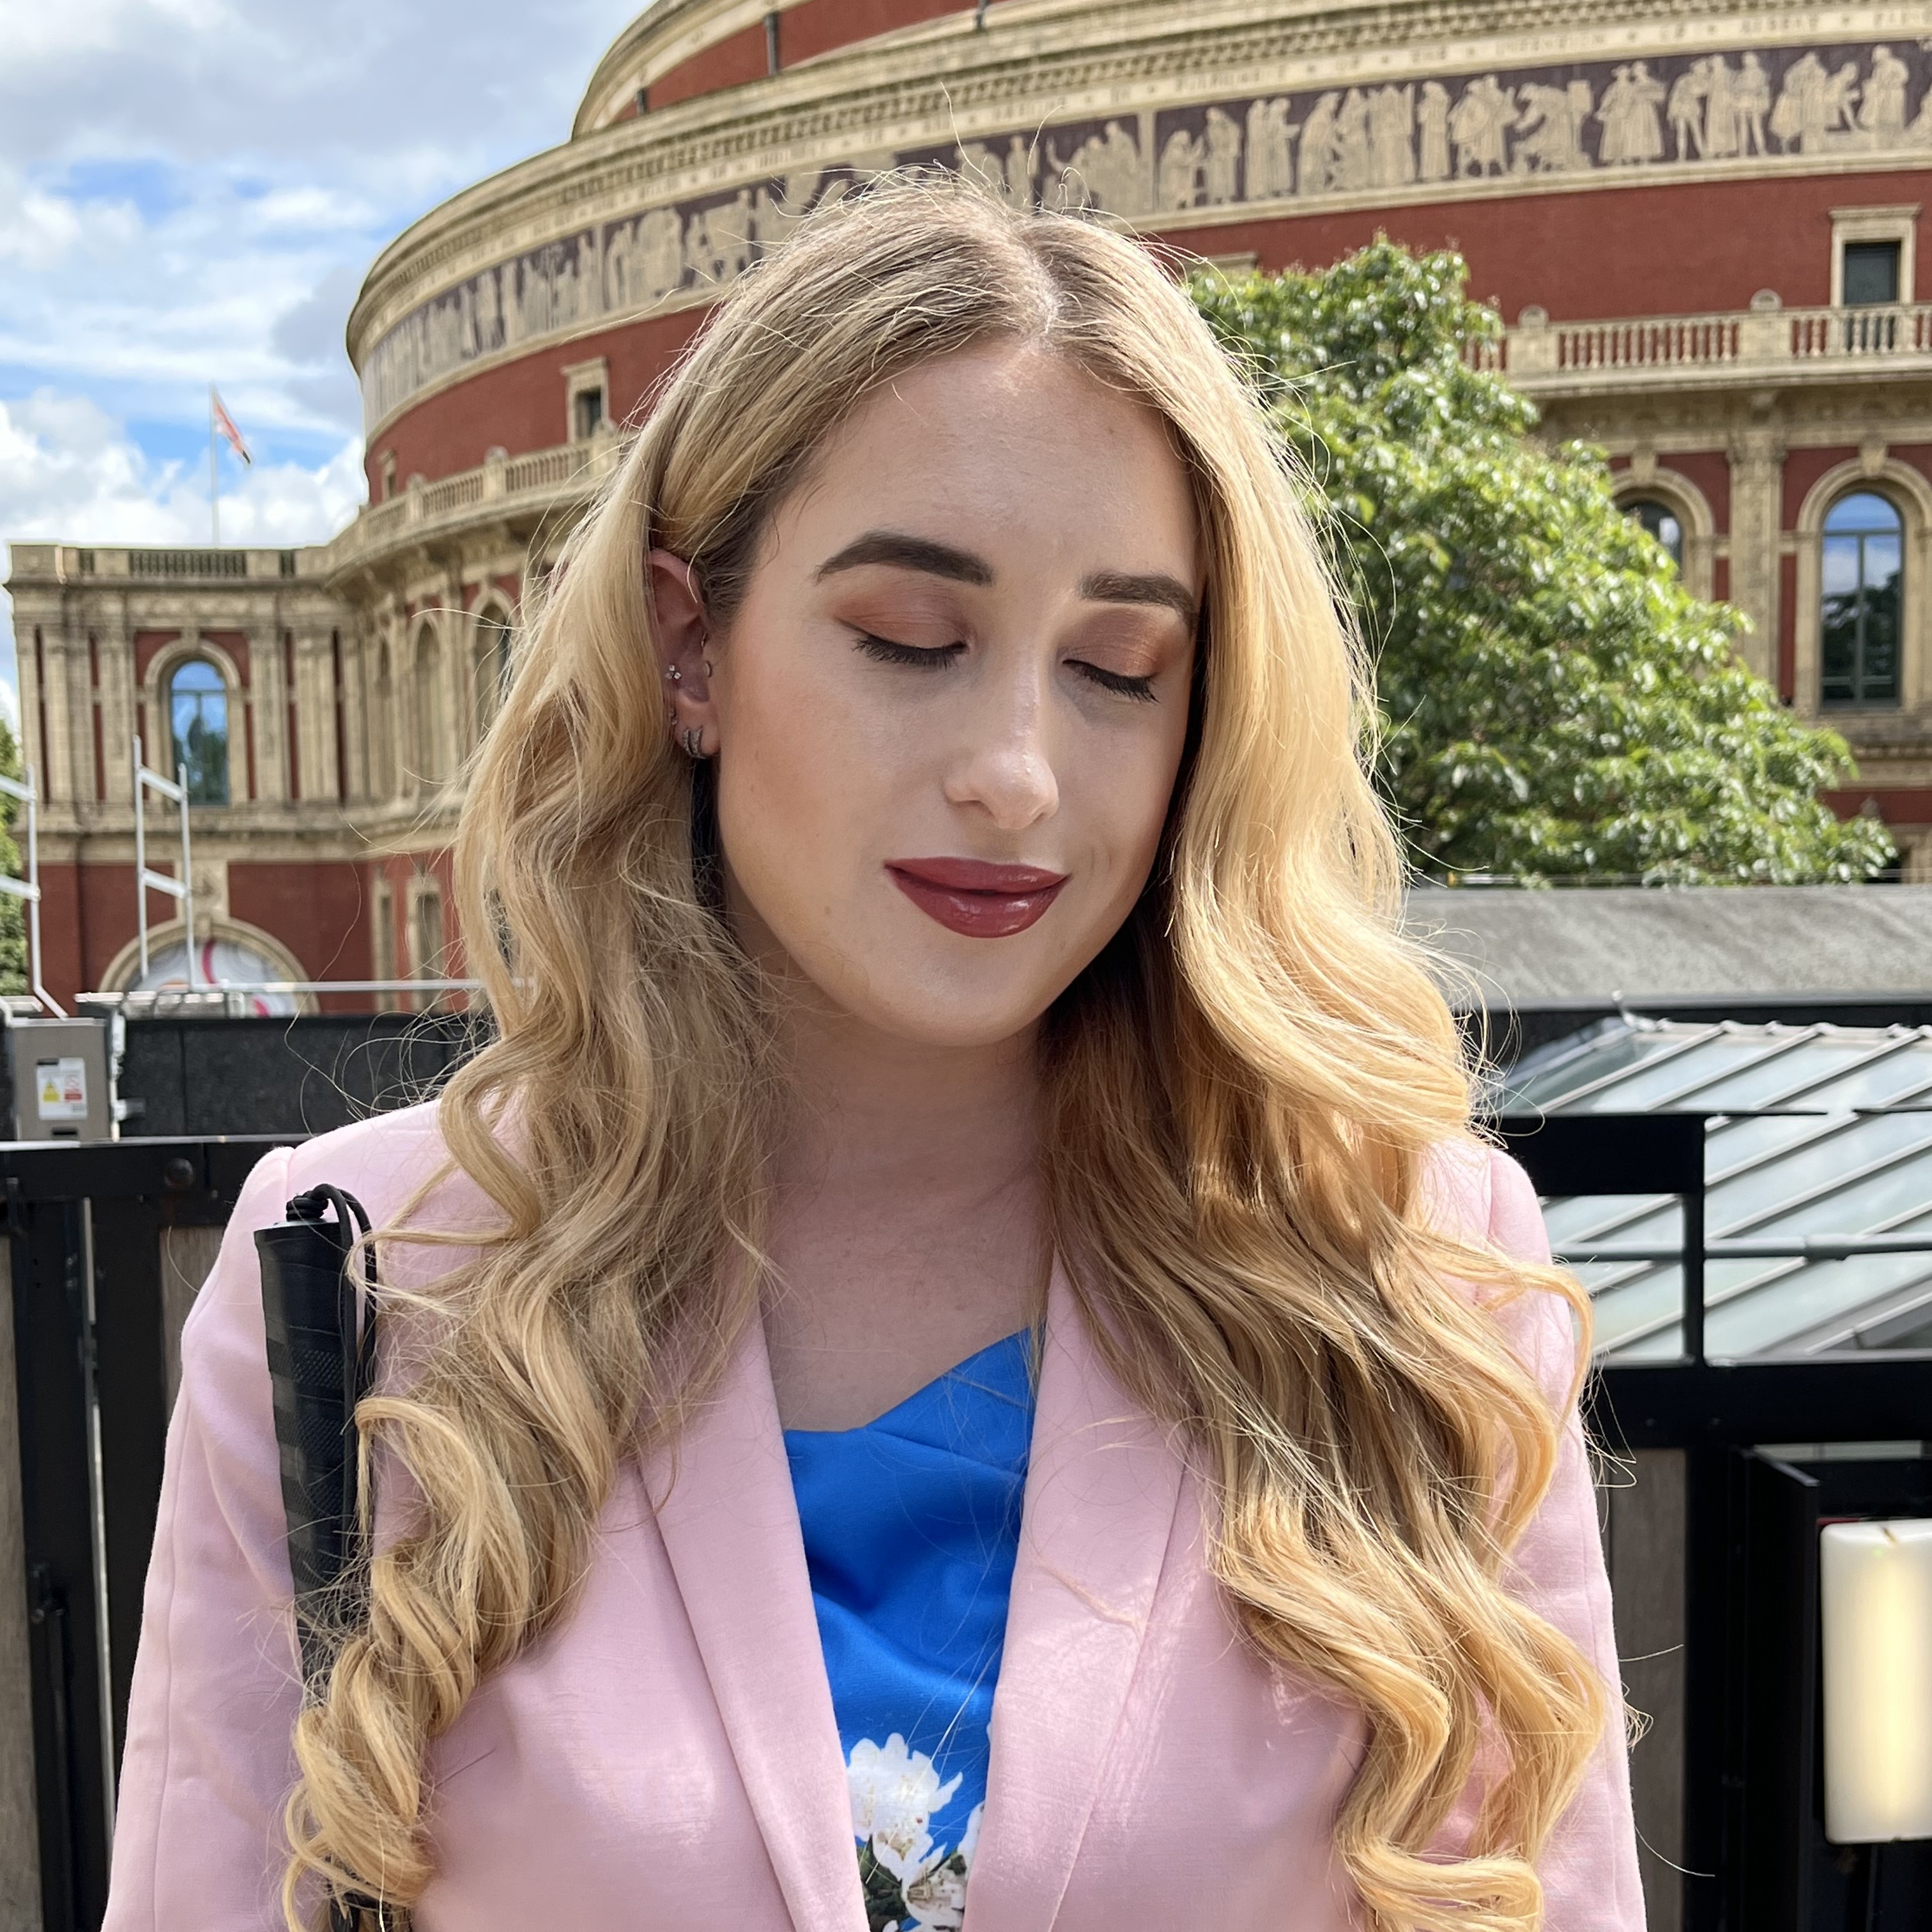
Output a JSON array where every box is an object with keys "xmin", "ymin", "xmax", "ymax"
[
  {"xmin": 1190, "ymin": 244, "xmax": 1894, "ymax": 883},
  {"xmin": 0, "ymin": 714, "xmax": 24, "ymax": 994}
]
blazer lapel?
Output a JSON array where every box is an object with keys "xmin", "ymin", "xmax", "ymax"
[
  {"xmin": 646, "ymin": 1312, "xmax": 867, "ymax": 1932},
  {"xmin": 967, "ymin": 1266, "xmax": 1186, "ymax": 1932}
]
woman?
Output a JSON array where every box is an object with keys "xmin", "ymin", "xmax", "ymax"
[{"xmin": 107, "ymin": 183, "xmax": 1643, "ymax": 1932}]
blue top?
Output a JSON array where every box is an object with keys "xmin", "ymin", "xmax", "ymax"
[{"xmin": 783, "ymin": 1329, "xmax": 1035, "ymax": 1932}]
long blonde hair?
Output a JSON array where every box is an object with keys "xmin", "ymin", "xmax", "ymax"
[{"xmin": 285, "ymin": 180, "xmax": 1603, "ymax": 1931}]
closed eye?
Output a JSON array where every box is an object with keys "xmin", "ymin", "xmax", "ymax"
[
  {"xmin": 854, "ymin": 631, "xmax": 966, "ymax": 669},
  {"xmin": 1069, "ymin": 660, "xmax": 1158, "ymax": 702}
]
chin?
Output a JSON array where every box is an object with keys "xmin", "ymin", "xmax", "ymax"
[{"xmin": 837, "ymin": 964, "xmax": 1068, "ymax": 1052}]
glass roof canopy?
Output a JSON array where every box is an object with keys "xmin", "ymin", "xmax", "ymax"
[{"xmin": 1496, "ymin": 1018, "xmax": 1932, "ymax": 1362}]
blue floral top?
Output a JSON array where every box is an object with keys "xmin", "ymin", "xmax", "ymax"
[{"xmin": 783, "ymin": 1329, "xmax": 1035, "ymax": 1932}]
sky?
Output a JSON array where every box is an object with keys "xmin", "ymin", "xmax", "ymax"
[{"xmin": 0, "ymin": 0, "xmax": 646, "ymax": 723}]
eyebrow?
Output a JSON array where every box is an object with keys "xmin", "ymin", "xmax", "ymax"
[
  {"xmin": 815, "ymin": 528, "xmax": 1198, "ymax": 625},
  {"xmin": 813, "ymin": 530, "xmax": 992, "ymax": 586},
  {"xmin": 1077, "ymin": 569, "xmax": 1199, "ymax": 626}
]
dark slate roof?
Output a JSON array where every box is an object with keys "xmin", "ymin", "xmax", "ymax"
[{"xmin": 1406, "ymin": 885, "xmax": 1932, "ymax": 1006}]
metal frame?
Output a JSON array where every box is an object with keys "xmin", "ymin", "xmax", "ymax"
[
  {"xmin": 1498, "ymin": 1113, "xmax": 1932, "ymax": 1932},
  {"xmin": 130, "ymin": 736, "xmax": 195, "ymax": 993},
  {"xmin": 0, "ymin": 762, "xmax": 66, "ymax": 1016}
]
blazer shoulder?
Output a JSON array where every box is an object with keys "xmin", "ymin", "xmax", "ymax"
[{"xmin": 282, "ymin": 1096, "xmax": 458, "ymax": 1222}]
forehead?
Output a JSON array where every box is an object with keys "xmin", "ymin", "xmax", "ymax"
[{"xmin": 776, "ymin": 342, "xmax": 1201, "ymax": 585}]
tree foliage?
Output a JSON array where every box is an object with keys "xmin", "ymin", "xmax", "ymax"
[
  {"xmin": 0, "ymin": 714, "xmax": 24, "ymax": 993},
  {"xmin": 1190, "ymin": 243, "xmax": 1893, "ymax": 883}
]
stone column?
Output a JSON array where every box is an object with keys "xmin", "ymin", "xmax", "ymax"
[
  {"xmin": 38, "ymin": 616, "xmax": 82, "ymax": 809},
  {"xmin": 1726, "ymin": 420, "xmax": 1784, "ymax": 689},
  {"xmin": 96, "ymin": 616, "xmax": 135, "ymax": 808},
  {"xmin": 249, "ymin": 625, "xmax": 288, "ymax": 803},
  {"xmin": 294, "ymin": 631, "xmax": 340, "ymax": 804}
]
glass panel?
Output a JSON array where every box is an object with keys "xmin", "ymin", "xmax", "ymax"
[
  {"xmin": 1693, "ymin": 1039, "xmax": 1867, "ymax": 1111},
  {"xmin": 169, "ymin": 658, "xmax": 229, "ymax": 805},
  {"xmin": 1627, "ymin": 498, "xmax": 1683, "ymax": 569},
  {"xmin": 1824, "ymin": 492, "xmax": 1902, "ymax": 535},
  {"xmin": 1504, "ymin": 1029, "xmax": 1682, "ymax": 1110},
  {"xmin": 1568, "ymin": 1035, "xmax": 1772, "ymax": 1111},
  {"xmin": 1843, "ymin": 241, "xmax": 1901, "ymax": 307}
]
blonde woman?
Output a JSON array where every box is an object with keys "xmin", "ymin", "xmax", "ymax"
[{"xmin": 106, "ymin": 185, "xmax": 1644, "ymax": 1932}]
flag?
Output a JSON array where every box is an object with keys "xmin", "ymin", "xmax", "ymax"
[{"xmin": 211, "ymin": 389, "xmax": 252, "ymax": 466}]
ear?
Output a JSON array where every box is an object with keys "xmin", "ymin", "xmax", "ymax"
[{"xmin": 647, "ymin": 547, "xmax": 719, "ymax": 758}]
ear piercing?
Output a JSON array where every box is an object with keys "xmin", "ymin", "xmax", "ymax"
[
  {"xmin": 663, "ymin": 665, "xmax": 682, "ymax": 684},
  {"xmin": 682, "ymin": 726, "xmax": 712, "ymax": 760}
]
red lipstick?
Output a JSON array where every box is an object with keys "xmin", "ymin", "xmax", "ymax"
[{"xmin": 885, "ymin": 857, "xmax": 1069, "ymax": 939}]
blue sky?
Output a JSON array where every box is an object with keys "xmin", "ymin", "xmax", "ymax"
[{"xmin": 0, "ymin": 0, "xmax": 646, "ymax": 721}]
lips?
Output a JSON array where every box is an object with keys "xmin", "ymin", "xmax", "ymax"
[{"xmin": 885, "ymin": 857, "xmax": 1070, "ymax": 939}]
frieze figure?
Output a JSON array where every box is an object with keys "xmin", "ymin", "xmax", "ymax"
[
  {"xmin": 1860, "ymin": 46, "xmax": 1910, "ymax": 142},
  {"xmin": 1417, "ymin": 80, "xmax": 1452, "ymax": 181},
  {"xmin": 1204, "ymin": 108, "xmax": 1243, "ymax": 204},
  {"xmin": 1449, "ymin": 75, "xmax": 1514, "ymax": 176},
  {"xmin": 1158, "ymin": 128, "xmax": 1206, "ymax": 210},
  {"xmin": 1731, "ymin": 52, "xmax": 1772, "ymax": 155},
  {"xmin": 1596, "ymin": 61, "xmax": 1665, "ymax": 164},
  {"xmin": 1368, "ymin": 84, "xmax": 1416, "ymax": 187},
  {"xmin": 1047, "ymin": 121, "xmax": 1146, "ymax": 215},
  {"xmin": 1296, "ymin": 91, "xmax": 1342, "ymax": 194},
  {"xmin": 1335, "ymin": 89, "xmax": 1372, "ymax": 191},
  {"xmin": 1004, "ymin": 137, "xmax": 1036, "ymax": 204},
  {"xmin": 1514, "ymin": 81, "xmax": 1593, "ymax": 172},
  {"xmin": 1666, "ymin": 61, "xmax": 1708, "ymax": 160},
  {"xmin": 1245, "ymin": 97, "xmax": 1294, "ymax": 199}
]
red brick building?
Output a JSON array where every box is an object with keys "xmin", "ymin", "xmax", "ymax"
[{"xmin": 9, "ymin": 0, "xmax": 1931, "ymax": 1010}]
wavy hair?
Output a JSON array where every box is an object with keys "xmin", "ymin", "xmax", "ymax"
[{"xmin": 282, "ymin": 179, "xmax": 1604, "ymax": 1931}]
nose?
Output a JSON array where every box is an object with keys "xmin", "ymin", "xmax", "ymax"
[{"xmin": 943, "ymin": 668, "xmax": 1060, "ymax": 834}]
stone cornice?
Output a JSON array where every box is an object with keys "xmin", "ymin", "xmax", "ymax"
[{"xmin": 349, "ymin": 0, "xmax": 1918, "ymax": 365}]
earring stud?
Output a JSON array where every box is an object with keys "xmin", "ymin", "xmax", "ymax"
[{"xmin": 663, "ymin": 664, "xmax": 682, "ymax": 684}]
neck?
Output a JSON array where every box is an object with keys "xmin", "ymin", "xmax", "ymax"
[{"xmin": 772, "ymin": 998, "xmax": 1042, "ymax": 1214}]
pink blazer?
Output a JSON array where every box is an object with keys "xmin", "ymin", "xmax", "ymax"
[{"xmin": 105, "ymin": 1103, "xmax": 1646, "ymax": 1931}]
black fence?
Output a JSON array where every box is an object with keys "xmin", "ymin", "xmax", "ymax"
[{"xmin": 4, "ymin": 1114, "xmax": 1929, "ymax": 1930}]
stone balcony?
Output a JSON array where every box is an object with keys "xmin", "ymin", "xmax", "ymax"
[
  {"xmin": 1484, "ymin": 298, "xmax": 1932, "ymax": 401},
  {"xmin": 6, "ymin": 543, "xmax": 331, "ymax": 586},
  {"xmin": 323, "ymin": 433, "xmax": 624, "ymax": 579}
]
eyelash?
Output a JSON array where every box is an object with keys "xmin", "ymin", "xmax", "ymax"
[{"xmin": 854, "ymin": 632, "xmax": 1157, "ymax": 703}]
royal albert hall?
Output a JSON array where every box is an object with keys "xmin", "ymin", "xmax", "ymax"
[{"xmin": 8, "ymin": 0, "xmax": 1932, "ymax": 1011}]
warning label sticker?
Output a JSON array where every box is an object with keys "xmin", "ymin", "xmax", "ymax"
[{"xmin": 36, "ymin": 1057, "xmax": 88, "ymax": 1121}]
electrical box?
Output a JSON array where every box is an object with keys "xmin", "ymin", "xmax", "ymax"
[{"xmin": 6, "ymin": 1015, "xmax": 114, "ymax": 1142}]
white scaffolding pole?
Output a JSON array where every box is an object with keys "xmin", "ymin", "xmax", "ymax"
[
  {"xmin": 132, "ymin": 735, "xmax": 197, "ymax": 992},
  {"xmin": 0, "ymin": 762, "xmax": 66, "ymax": 1016}
]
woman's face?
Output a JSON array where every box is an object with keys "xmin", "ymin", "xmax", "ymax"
[{"xmin": 656, "ymin": 342, "xmax": 1201, "ymax": 1050}]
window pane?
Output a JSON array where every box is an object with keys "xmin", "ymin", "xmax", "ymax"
[
  {"xmin": 168, "ymin": 659, "xmax": 229, "ymax": 804},
  {"xmin": 1625, "ymin": 497, "xmax": 1683, "ymax": 569},
  {"xmin": 1820, "ymin": 496, "xmax": 1904, "ymax": 709},
  {"xmin": 1843, "ymin": 240, "xmax": 1901, "ymax": 307},
  {"xmin": 1824, "ymin": 491, "xmax": 1900, "ymax": 535}
]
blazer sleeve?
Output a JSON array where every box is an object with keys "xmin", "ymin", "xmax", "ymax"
[
  {"xmin": 1485, "ymin": 1147, "xmax": 1648, "ymax": 1932},
  {"xmin": 103, "ymin": 1141, "xmax": 307, "ymax": 1932}
]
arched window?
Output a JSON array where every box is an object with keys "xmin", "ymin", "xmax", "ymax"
[
  {"xmin": 413, "ymin": 625, "xmax": 447, "ymax": 786},
  {"xmin": 168, "ymin": 657, "xmax": 229, "ymax": 804},
  {"xmin": 472, "ymin": 607, "xmax": 514, "ymax": 739},
  {"xmin": 1625, "ymin": 497, "xmax": 1684, "ymax": 572},
  {"xmin": 1821, "ymin": 492, "xmax": 1902, "ymax": 708}
]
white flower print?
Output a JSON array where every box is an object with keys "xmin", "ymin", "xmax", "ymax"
[{"xmin": 847, "ymin": 1735, "xmax": 963, "ymax": 1883}]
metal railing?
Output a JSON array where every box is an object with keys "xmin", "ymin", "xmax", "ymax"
[{"xmin": 0, "ymin": 762, "xmax": 66, "ymax": 1016}]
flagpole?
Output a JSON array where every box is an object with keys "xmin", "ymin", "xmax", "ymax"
[{"xmin": 209, "ymin": 387, "xmax": 221, "ymax": 546}]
